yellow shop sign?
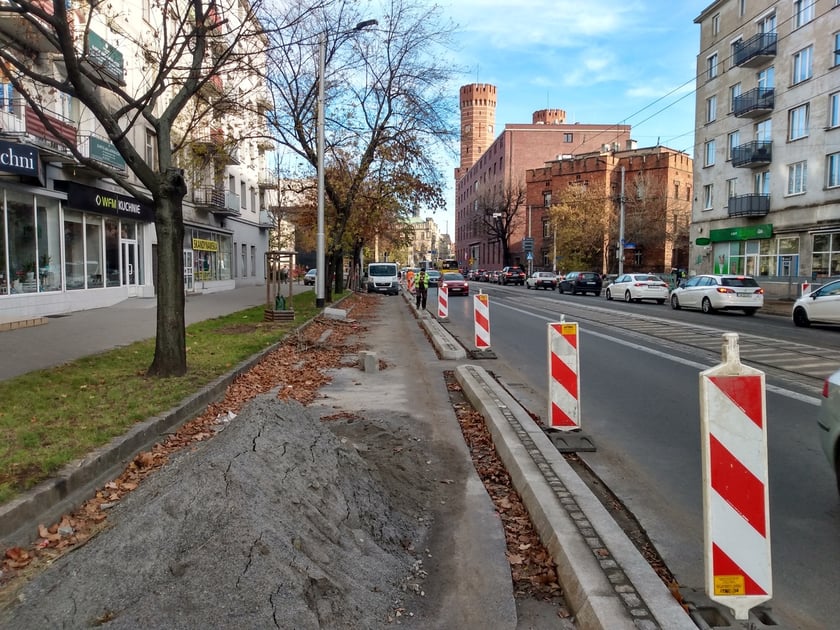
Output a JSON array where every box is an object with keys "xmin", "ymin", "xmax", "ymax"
[{"xmin": 192, "ymin": 238, "xmax": 218, "ymax": 252}]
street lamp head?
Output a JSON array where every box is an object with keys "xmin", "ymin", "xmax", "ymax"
[{"xmin": 354, "ymin": 19, "xmax": 378, "ymax": 30}]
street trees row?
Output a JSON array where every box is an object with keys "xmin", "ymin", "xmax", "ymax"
[{"xmin": 0, "ymin": 0, "xmax": 456, "ymax": 376}]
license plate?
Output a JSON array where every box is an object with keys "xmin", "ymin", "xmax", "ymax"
[{"xmin": 737, "ymin": 292, "xmax": 751, "ymax": 297}]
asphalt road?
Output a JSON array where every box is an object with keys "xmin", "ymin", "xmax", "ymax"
[{"xmin": 439, "ymin": 284, "xmax": 839, "ymax": 629}]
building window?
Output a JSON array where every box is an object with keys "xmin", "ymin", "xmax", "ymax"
[
  {"xmin": 706, "ymin": 95, "xmax": 717, "ymax": 123},
  {"xmin": 727, "ymin": 130, "xmax": 740, "ymax": 160},
  {"xmin": 563, "ymin": 133, "xmax": 573, "ymax": 142},
  {"xmin": 787, "ymin": 161, "xmax": 807, "ymax": 195},
  {"xmin": 704, "ymin": 139, "xmax": 716, "ymax": 167},
  {"xmin": 755, "ymin": 170, "xmax": 771, "ymax": 195},
  {"xmin": 543, "ymin": 191, "xmax": 552, "ymax": 207},
  {"xmin": 703, "ymin": 184, "xmax": 714, "ymax": 209},
  {"xmin": 712, "ymin": 13, "xmax": 720, "ymax": 35},
  {"xmin": 144, "ymin": 130, "xmax": 157, "ymax": 170},
  {"xmin": 835, "ymin": 32, "xmax": 840, "ymax": 67},
  {"xmin": 758, "ymin": 12, "xmax": 777, "ymax": 35},
  {"xmin": 794, "ymin": 0, "xmax": 815, "ymax": 28},
  {"xmin": 789, "ymin": 104, "xmax": 809, "ymax": 140},
  {"xmin": 811, "ymin": 233, "xmax": 840, "ymax": 276},
  {"xmin": 240, "ymin": 181, "xmax": 246, "ymax": 209},
  {"xmin": 792, "ymin": 46, "xmax": 813, "ymax": 84},
  {"xmin": 739, "ymin": 0, "xmax": 746, "ymax": 17},
  {"xmin": 828, "ymin": 152, "xmax": 840, "ymax": 188},
  {"xmin": 757, "ymin": 66, "xmax": 775, "ymax": 90},
  {"xmin": 707, "ymin": 53, "xmax": 718, "ymax": 80},
  {"xmin": 729, "ymin": 82, "xmax": 741, "ymax": 112},
  {"xmin": 727, "ymin": 177, "xmax": 738, "ymax": 200},
  {"xmin": 831, "ymin": 92, "xmax": 840, "ymax": 128}
]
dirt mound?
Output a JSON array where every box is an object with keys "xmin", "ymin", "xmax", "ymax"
[{"xmin": 2, "ymin": 396, "xmax": 429, "ymax": 629}]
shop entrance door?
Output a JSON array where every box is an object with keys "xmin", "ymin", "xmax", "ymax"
[
  {"xmin": 122, "ymin": 240, "xmax": 138, "ymax": 296},
  {"xmin": 184, "ymin": 250, "xmax": 194, "ymax": 293}
]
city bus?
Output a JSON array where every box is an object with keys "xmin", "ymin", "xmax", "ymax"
[{"xmin": 439, "ymin": 259, "xmax": 459, "ymax": 271}]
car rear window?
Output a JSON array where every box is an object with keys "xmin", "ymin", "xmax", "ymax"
[
  {"xmin": 580, "ymin": 273, "xmax": 598, "ymax": 280},
  {"xmin": 720, "ymin": 277, "xmax": 759, "ymax": 288}
]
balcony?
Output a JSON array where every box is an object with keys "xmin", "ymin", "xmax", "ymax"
[
  {"xmin": 24, "ymin": 106, "xmax": 76, "ymax": 160},
  {"xmin": 728, "ymin": 194, "xmax": 770, "ymax": 217},
  {"xmin": 0, "ymin": 99, "xmax": 25, "ymax": 135},
  {"xmin": 733, "ymin": 87, "xmax": 774, "ymax": 118},
  {"xmin": 189, "ymin": 128, "xmax": 238, "ymax": 164},
  {"xmin": 199, "ymin": 74, "xmax": 224, "ymax": 99},
  {"xmin": 731, "ymin": 141, "xmax": 772, "ymax": 168},
  {"xmin": 733, "ymin": 32, "xmax": 777, "ymax": 68},
  {"xmin": 192, "ymin": 186, "xmax": 241, "ymax": 216},
  {"xmin": 258, "ymin": 170, "xmax": 277, "ymax": 189},
  {"xmin": 0, "ymin": 0, "xmax": 67, "ymax": 52}
]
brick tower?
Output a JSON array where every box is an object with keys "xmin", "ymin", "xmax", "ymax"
[{"xmin": 456, "ymin": 83, "xmax": 497, "ymax": 180}]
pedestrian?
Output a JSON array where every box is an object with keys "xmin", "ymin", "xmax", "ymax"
[{"xmin": 415, "ymin": 269, "xmax": 429, "ymax": 309}]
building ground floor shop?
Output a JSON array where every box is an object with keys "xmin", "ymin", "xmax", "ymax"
[
  {"xmin": 1, "ymin": 180, "xmax": 269, "ymax": 321},
  {"xmin": 689, "ymin": 219, "xmax": 840, "ymax": 299}
]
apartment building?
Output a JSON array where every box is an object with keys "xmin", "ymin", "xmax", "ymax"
[
  {"xmin": 454, "ymin": 83, "xmax": 632, "ymax": 271},
  {"xmin": 0, "ymin": 0, "xmax": 273, "ymax": 320},
  {"xmin": 526, "ymin": 146, "xmax": 693, "ymax": 275},
  {"xmin": 693, "ymin": 0, "xmax": 840, "ymax": 284}
]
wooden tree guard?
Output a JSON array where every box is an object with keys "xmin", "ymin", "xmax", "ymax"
[{"xmin": 265, "ymin": 250, "xmax": 296, "ymax": 322}]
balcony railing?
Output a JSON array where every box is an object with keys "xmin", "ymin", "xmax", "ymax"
[
  {"xmin": 733, "ymin": 87, "xmax": 774, "ymax": 118},
  {"xmin": 24, "ymin": 106, "xmax": 76, "ymax": 157},
  {"xmin": 0, "ymin": 98, "xmax": 26, "ymax": 134},
  {"xmin": 728, "ymin": 194, "xmax": 770, "ymax": 217},
  {"xmin": 733, "ymin": 32, "xmax": 777, "ymax": 68},
  {"xmin": 731, "ymin": 141, "xmax": 772, "ymax": 168},
  {"xmin": 192, "ymin": 186, "xmax": 241, "ymax": 216}
]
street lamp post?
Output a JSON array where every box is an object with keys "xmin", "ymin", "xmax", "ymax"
[{"xmin": 315, "ymin": 20, "xmax": 378, "ymax": 308}]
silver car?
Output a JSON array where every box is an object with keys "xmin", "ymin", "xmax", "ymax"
[
  {"xmin": 818, "ymin": 368, "xmax": 840, "ymax": 495},
  {"xmin": 669, "ymin": 274, "xmax": 764, "ymax": 315},
  {"xmin": 792, "ymin": 278, "xmax": 840, "ymax": 327}
]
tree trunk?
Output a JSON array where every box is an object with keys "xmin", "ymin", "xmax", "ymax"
[{"xmin": 147, "ymin": 171, "xmax": 188, "ymax": 377}]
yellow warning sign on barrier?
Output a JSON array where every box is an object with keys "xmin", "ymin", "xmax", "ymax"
[
  {"xmin": 714, "ymin": 574, "xmax": 746, "ymax": 596},
  {"xmin": 561, "ymin": 323, "xmax": 577, "ymax": 336}
]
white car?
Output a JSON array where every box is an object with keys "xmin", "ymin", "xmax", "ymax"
[
  {"xmin": 792, "ymin": 279, "xmax": 840, "ymax": 327},
  {"xmin": 818, "ymin": 368, "xmax": 840, "ymax": 495},
  {"xmin": 669, "ymin": 274, "xmax": 764, "ymax": 315},
  {"xmin": 605, "ymin": 273, "xmax": 669, "ymax": 304},
  {"xmin": 525, "ymin": 271, "xmax": 557, "ymax": 290}
]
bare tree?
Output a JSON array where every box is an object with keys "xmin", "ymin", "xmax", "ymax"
[
  {"xmin": 263, "ymin": 0, "xmax": 456, "ymax": 299},
  {"xmin": 475, "ymin": 181, "xmax": 526, "ymax": 268},
  {"xmin": 0, "ymin": 0, "xmax": 302, "ymax": 376}
]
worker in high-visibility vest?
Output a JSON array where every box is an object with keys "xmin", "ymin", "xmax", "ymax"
[{"xmin": 415, "ymin": 269, "xmax": 429, "ymax": 309}]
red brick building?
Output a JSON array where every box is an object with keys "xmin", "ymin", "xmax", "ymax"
[
  {"xmin": 526, "ymin": 146, "xmax": 693, "ymax": 274},
  {"xmin": 454, "ymin": 83, "xmax": 631, "ymax": 271}
]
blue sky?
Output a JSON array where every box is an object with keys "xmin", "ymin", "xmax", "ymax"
[{"xmin": 435, "ymin": 0, "xmax": 713, "ymax": 235}]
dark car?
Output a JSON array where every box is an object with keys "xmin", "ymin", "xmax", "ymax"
[
  {"xmin": 558, "ymin": 271, "xmax": 602, "ymax": 296},
  {"xmin": 500, "ymin": 266, "xmax": 526, "ymax": 285}
]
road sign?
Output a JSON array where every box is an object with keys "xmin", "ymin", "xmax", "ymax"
[
  {"xmin": 523, "ymin": 237, "xmax": 534, "ymax": 252},
  {"xmin": 527, "ymin": 252, "xmax": 533, "ymax": 260}
]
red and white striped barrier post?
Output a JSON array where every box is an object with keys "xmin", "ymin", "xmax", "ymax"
[
  {"xmin": 437, "ymin": 283, "xmax": 449, "ymax": 320},
  {"xmin": 548, "ymin": 319, "xmax": 580, "ymax": 429},
  {"xmin": 407, "ymin": 273, "xmax": 415, "ymax": 296},
  {"xmin": 473, "ymin": 291, "xmax": 490, "ymax": 350},
  {"xmin": 699, "ymin": 333, "xmax": 771, "ymax": 620}
]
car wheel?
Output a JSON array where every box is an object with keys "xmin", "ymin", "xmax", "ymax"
[
  {"xmin": 670, "ymin": 294, "xmax": 680, "ymax": 310},
  {"xmin": 701, "ymin": 297, "xmax": 715, "ymax": 314},
  {"xmin": 624, "ymin": 291, "xmax": 632, "ymax": 303},
  {"xmin": 656, "ymin": 299, "xmax": 665, "ymax": 305},
  {"xmin": 606, "ymin": 289, "xmax": 612, "ymax": 300},
  {"xmin": 558, "ymin": 285, "xmax": 564, "ymax": 294},
  {"xmin": 526, "ymin": 284, "xmax": 531, "ymax": 289},
  {"xmin": 792, "ymin": 307, "xmax": 811, "ymax": 327},
  {"xmin": 743, "ymin": 308, "xmax": 757, "ymax": 316}
]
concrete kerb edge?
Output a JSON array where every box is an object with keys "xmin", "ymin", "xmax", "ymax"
[
  {"xmin": 420, "ymin": 318, "xmax": 467, "ymax": 360},
  {"xmin": 0, "ymin": 299, "xmax": 351, "ymax": 549},
  {"xmin": 454, "ymin": 364, "xmax": 694, "ymax": 630}
]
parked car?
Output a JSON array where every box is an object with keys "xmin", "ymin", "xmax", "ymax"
[
  {"xmin": 525, "ymin": 271, "xmax": 557, "ymax": 290},
  {"xmin": 669, "ymin": 274, "xmax": 763, "ymax": 315},
  {"xmin": 792, "ymin": 279, "xmax": 840, "ymax": 327},
  {"xmin": 500, "ymin": 266, "xmax": 526, "ymax": 285},
  {"xmin": 440, "ymin": 272, "xmax": 470, "ymax": 296},
  {"xmin": 426, "ymin": 270, "xmax": 442, "ymax": 287},
  {"xmin": 605, "ymin": 273, "xmax": 669, "ymax": 304},
  {"xmin": 558, "ymin": 271, "xmax": 602, "ymax": 296},
  {"xmin": 303, "ymin": 268, "xmax": 317, "ymax": 286},
  {"xmin": 818, "ymin": 367, "xmax": 840, "ymax": 495},
  {"xmin": 488, "ymin": 270, "xmax": 501, "ymax": 284}
]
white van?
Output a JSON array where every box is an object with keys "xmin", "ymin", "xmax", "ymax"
[{"xmin": 366, "ymin": 262, "xmax": 400, "ymax": 295}]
